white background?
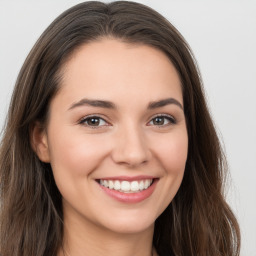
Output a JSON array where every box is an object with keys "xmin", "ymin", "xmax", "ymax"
[{"xmin": 0, "ymin": 0, "xmax": 255, "ymax": 255}]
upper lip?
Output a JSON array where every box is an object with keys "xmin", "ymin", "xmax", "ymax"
[{"xmin": 96, "ymin": 175, "xmax": 157, "ymax": 181}]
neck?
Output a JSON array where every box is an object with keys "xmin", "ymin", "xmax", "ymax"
[{"xmin": 59, "ymin": 209, "xmax": 155, "ymax": 256}]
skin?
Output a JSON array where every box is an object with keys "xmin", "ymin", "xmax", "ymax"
[{"xmin": 33, "ymin": 39, "xmax": 188, "ymax": 256}]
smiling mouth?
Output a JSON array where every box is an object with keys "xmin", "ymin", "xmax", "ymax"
[{"xmin": 96, "ymin": 178, "xmax": 156, "ymax": 193}]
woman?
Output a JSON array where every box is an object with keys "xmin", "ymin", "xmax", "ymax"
[{"xmin": 0, "ymin": 1, "xmax": 240, "ymax": 256}]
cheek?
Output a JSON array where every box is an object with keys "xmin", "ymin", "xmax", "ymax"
[
  {"xmin": 47, "ymin": 128, "xmax": 110, "ymax": 177},
  {"xmin": 148, "ymin": 128, "xmax": 188, "ymax": 215},
  {"xmin": 152, "ymin": 129, "xmax": 188, "ymax": 174}
]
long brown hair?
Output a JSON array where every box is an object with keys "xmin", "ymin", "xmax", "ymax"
[{"xmin": 0, "ymin": 1, "xmax": 240, "ymax": 255}]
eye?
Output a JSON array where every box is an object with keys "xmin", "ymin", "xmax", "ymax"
[
  {"xmin": 148, "ymin": 115, "xmax": 176, "ymax": 126},
  {"xmin": 79, "ymin": 116, "xmax": 108, "ymax": 127}
]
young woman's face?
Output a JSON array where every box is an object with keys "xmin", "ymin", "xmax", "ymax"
[{"xmin": 39, "ymin": 39, "xmax": 188, "ymax": 235}]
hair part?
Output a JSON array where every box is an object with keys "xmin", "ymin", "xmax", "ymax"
[{"xmin": 0, "ymin": 1, "xmax": 240, "ymax": 255}]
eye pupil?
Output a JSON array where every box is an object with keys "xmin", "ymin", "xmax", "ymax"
[
  {"xmin": 153, "ymin": 117, "xmax": 164, "ymax": 125},
  {"xmin": 87, "ymin": 118, "xmax": 100, "ymax": 126}
]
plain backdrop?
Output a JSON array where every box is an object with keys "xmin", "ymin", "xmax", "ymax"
[{"xmin": 0, "ymin": 0, "xmax": 255, "ymax": 255}]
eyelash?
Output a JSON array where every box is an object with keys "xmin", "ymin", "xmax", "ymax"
[
  {"xmin": 79, "ymin": 114, "xmax": 176, "ymax": 128},
  {"xmin": 79, "ymin": 115, "xmax": 109, "ymax": 128},
  {"xmin": 148, "ymin": 114, "xmax": 176, "ymax": 127}
]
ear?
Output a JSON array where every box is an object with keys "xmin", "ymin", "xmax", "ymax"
[{"xmin": 30, "ymin": 122, "xmax": 50, "ymax": 163}]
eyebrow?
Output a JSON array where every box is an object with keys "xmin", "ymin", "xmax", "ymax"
[
  {"xmin": 68, "ymin": 97, "xmax": 183, "ymax": 111},
  {"xmin": 68, "ymin": 98, "xmax": 116, "ymax": 110},
  {"xmin": 148, "ymin": 98, "xmax": 183, "ymax": 110}
]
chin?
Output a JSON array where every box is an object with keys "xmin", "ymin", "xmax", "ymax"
[{"xmin": 96, "ymin": 209, "xmax": 157, "ymax": 235}]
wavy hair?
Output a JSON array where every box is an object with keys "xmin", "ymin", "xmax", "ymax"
[{"xmin": 0, "ymin": 1, "xmax": 240, "ymax": 255}]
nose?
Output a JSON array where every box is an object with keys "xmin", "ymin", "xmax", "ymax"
[{"xmin": 111, "ymin": 125, "xmax": 151, "ymax": 167}]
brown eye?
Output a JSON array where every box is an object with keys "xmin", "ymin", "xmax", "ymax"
[
  {"xmin": 152, "ymin": 117, "xmax": 165, "ymax": 125},
  {"xmin": 80, "ymin": 116, "xmax": 108, "ymax": 127},
  {"xmin": 149, "ymin": 115, "xmax": 176, "ymax": 126},
  {"xmin": 87, "ymin": 117, "xmax": 100, "ymax": 126}
]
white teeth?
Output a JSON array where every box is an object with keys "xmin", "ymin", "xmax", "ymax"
[
  {"xmin": 99, "ymin": 179, "xmax": 153, "ymax": 193},
  {"xmin": 114, "ymin": 180, "xmax": 121, "ymax": 190},
  {"xmin": 130, "ymin": 181, "xmax": 139, "ymax": 191},
  {"xmin": 145, "ymin": 179, "xmax": 150, "ymax": 188},
  {"xmin": 103, "ymin": 180, "xmax": 108, "ymax": 187},
  {"xmin": 109, "ymin": 180, "xmax": 114, "ymax": 189},
  {"xmin": 121, "ymin": 181, "xmax": 130, "ymax": 191},
  {"xmin": 139, "ymin": 180, "xmax": 144, "ymax": 190}
]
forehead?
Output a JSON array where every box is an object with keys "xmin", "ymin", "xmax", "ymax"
[{"xmin": 56, "ymin": 38, "xmax": 183, "ymax": 107}]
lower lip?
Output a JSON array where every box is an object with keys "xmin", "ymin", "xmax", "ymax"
[{"xmin": 97, "ymin": 179, "xmax": 158, "ymax": 203}]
